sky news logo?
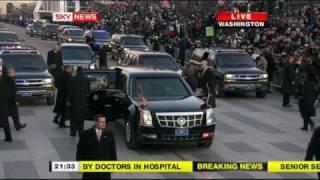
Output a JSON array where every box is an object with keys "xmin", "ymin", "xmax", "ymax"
[
  {"xmin": 215, "ymin": 12, "xmax": 268, "ymax": 28},
  {"xmin": 53, "ymin": 12, "xmax": 100, "ymax": 23}
]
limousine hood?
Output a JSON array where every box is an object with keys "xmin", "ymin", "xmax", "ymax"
[{"xmin": 135, "ymin": 96, "xmax": 206, "ymax": 113}]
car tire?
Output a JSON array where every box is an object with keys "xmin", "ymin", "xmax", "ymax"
[
  {"xmin": 256, "ymin": 91, "xmax": 267, "ymax": 98},
  {"xmin": 197, "ymin": 139, "xmax": 213, "ymax": 148},
  {"xmin": 46, "ymin": 96, "xmax": 55, "ymax": 105},
  {"xmin": 215, "ymin": 82, "xmax": 225, "ymax": 97},
  {"xmin": 125, "ymin": 119, "xmax": 141, "ymax": 149},
  {"xmin": 30, "ymin": 34, "xmax": 33, "ymax": 37}
]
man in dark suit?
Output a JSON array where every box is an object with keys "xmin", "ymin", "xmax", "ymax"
[
  {"xmin": 0, "ymin": 59, "xmax": 13, "ymax": 142},
  {"xmin": 67, "ymin": 67, "xmax": 90, "ymax": 136},
  {"xmin": 47, "ymin": 43, "xmax": 63, "ymax": 83},
  {"xmin": 76, "ymin": 114, "xmax": 117, "ymax": 179},
  {"xmin": 99, "ymin": 46, "xmax": 108, "ymax": 68},
  {"xmin": 200, "ymin": 59, "xmax": 216, "ymax": 108},
  {"xmin": 281, "ymin": 56, "xmax": 295, "ymax": 107},
  {"xmin": 2, "ymin": 67, "xmax": 26, "ymax": 131},
  {"xmin": 305, "ymin": 126, "xmax": 320, "ymax": 179}
]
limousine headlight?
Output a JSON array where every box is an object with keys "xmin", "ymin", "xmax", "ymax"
[
  {"xmin": 89, "ymin": 63, "xmax": 96, "ymax": 70},
  {"xmin": 140, "ymin": 110, "xmax": 153, "ymax": 127},
  {"xmin": 206, "ymin": 108, "xmax": 216, "ymax": 125}
]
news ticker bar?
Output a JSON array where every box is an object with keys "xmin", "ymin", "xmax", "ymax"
[{"xmin": 49, "ymin": 161, "xmax": 320, "ymax": 173}]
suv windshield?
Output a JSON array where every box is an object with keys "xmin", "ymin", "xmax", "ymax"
[
  {"xmin": 33, "ymin": 24, "xmax": 42, "ymax": 29},
  {"xmin": 68, "ymin": 29, "xmax": 83, "ymax": 36},
  {"xmin": 0, "ymin": 33, "xmax": 19, "ymax": 42},
  {"xmin": 121, "ymin": 37, "xmax": 144, "ymax": 45},
  {"xmin": 1, "ymin": 54, "xmax": 47, "ymax": 72},
  {"xmin": 140, "ymin": 55, "xmax": 178, "ymax": 71},
  {"xmin": 46, "ymin": 25, "xmax": 58, "ymax": 32},
  {"xmin": 61, "ymin": 46, "xmax": 92, "ymax": 60},
  {"xmin": 216, "ymin": 53, "xmax": 255, "ymax": 67},
  {"xmin": 133, "ymin": 77, "xmax": 190, "ymax": 101},
  {"xmin": 92, "ymin": 31, "xmax": 110, "ymax": 40}
]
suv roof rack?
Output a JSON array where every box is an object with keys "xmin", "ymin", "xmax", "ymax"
[
  {"xmin": 0, "ymin": 45, "xmax": 40, "ymax": 54},
  {"xmin": 213, "ymin": 48, "xmax": 244, "ymax": 52}
]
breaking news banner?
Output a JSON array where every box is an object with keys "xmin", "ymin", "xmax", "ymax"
[
  {"xmin": 194, "ymin": 162, "xmax": 267, "ymax": 171},
  {"xmin": 215, "ymin": 12, "xmax": 268, "ymax": 28},
  {"xmin": 49, "ymin": 161, "xmax": 320, "ymax": 173}
]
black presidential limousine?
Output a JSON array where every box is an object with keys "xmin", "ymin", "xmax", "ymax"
[{"xmin": 83, "ymin": 66, "xmax": 216, "ymax": 149}]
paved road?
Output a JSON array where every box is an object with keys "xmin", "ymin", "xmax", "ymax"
[{"xmin": 0, "ymin": 23, "xmax": 318, "ymax": 179}]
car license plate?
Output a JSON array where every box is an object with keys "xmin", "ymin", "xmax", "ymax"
[
  {"xmin": 21, "ymin": 92, "xmax": 32, "ymax": 97},
  {"xmin": 175, "ymin": 128, "xmax": 189, "ymax": 136}
]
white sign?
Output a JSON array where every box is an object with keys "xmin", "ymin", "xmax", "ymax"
[{"xmin": 52, "ymin": 12, "xmax": 73, "ymax": 22}]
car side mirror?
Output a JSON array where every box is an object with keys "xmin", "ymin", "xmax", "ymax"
[
  {"xmin": 114, "ymin": 90, "xmax": 126, "ymax": 99},
  {"xmin": 113, "ymin": 90, "xmax": 130, "ymax": 104},
  {"xmin": 194, "ymin": 88, "xmax": 204, "ymax": 98}
]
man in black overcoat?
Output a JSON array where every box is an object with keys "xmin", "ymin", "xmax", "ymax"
[
  {"xmin": 2, "ymin": 67, "xmax": 26, "ymax": 130},
  {"xmin": 281, "ymin": 56, "xmax": 295, "ymax": 107},
  {"xmin": 67, "ymin": 67, "xmax": 90, "ymax": 136},
  {"xmin": 99, "ymin": 46, "xmax": 108, "ymax": 68},
  {"xmin": 76, "ymin": 114, "xmax": 117, "ymax": 179},
  {"xmin": 298, "ymin": 72, "xmax": 316, "ymax": 131},
  {"xmin": 53, "ymin": 66, "xmax": 73, "ymax": 128},
  {"xmin": 200, "ymin": 59, "xmax": 216, "ymax": 108},
  {"xmin": 305, "ymin": 126, "xmax": 320, "ymax": 179},
  {"xmin": 47, "ymin": 43, "xmax": 63, "ymax": 84},
  {"xmin": 0, "ymin": 59, "xmax": 13, "ymax": 142}
]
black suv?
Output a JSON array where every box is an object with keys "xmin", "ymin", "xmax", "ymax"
[
  {"xmin": 0, "ymin": 46, "xmax": 55, "ymax": 105},
  {"xmin": 188, "ymin": 48, "xmax": 268, "ymax": 98},
  {"xmin": 41, "ymin": 23, "xmax": 58, "ymax": 40},
  {"xmin": 62, "ymin": 28, "xmax": 84, "ymax": 43},
  {"xmin": 83, "ymin": 30, "xmax": 111, "ymax": 51},
  {"xmin": 110, "ymin": 34, "xmax": 149, "ymax": 60},
  {"xmin": 29, "ymin": 22, "xmax": 43, "ymax": 37},
  {"xmin": 0, "ymin": 31, "xmax": 24, "ymax": 47},
  {"xmin": 119, "ymin": 50, "xmax": 181, "ymax": 74},
  {"xmin": 83, "ymin": 67, "xmax": 216, "ymax": 149},
  {"xmin": 60, "ymin": 43, "xmax": 96, "ymax": 70}
]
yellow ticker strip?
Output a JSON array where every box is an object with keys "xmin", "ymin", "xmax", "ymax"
[
  {"xmin": 268, "ymin": 161, "xmax": 320, "ymax": 172},
  {"xmin": 79, "ymin": 161, "xmax": 193, "ymax": 173}
]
